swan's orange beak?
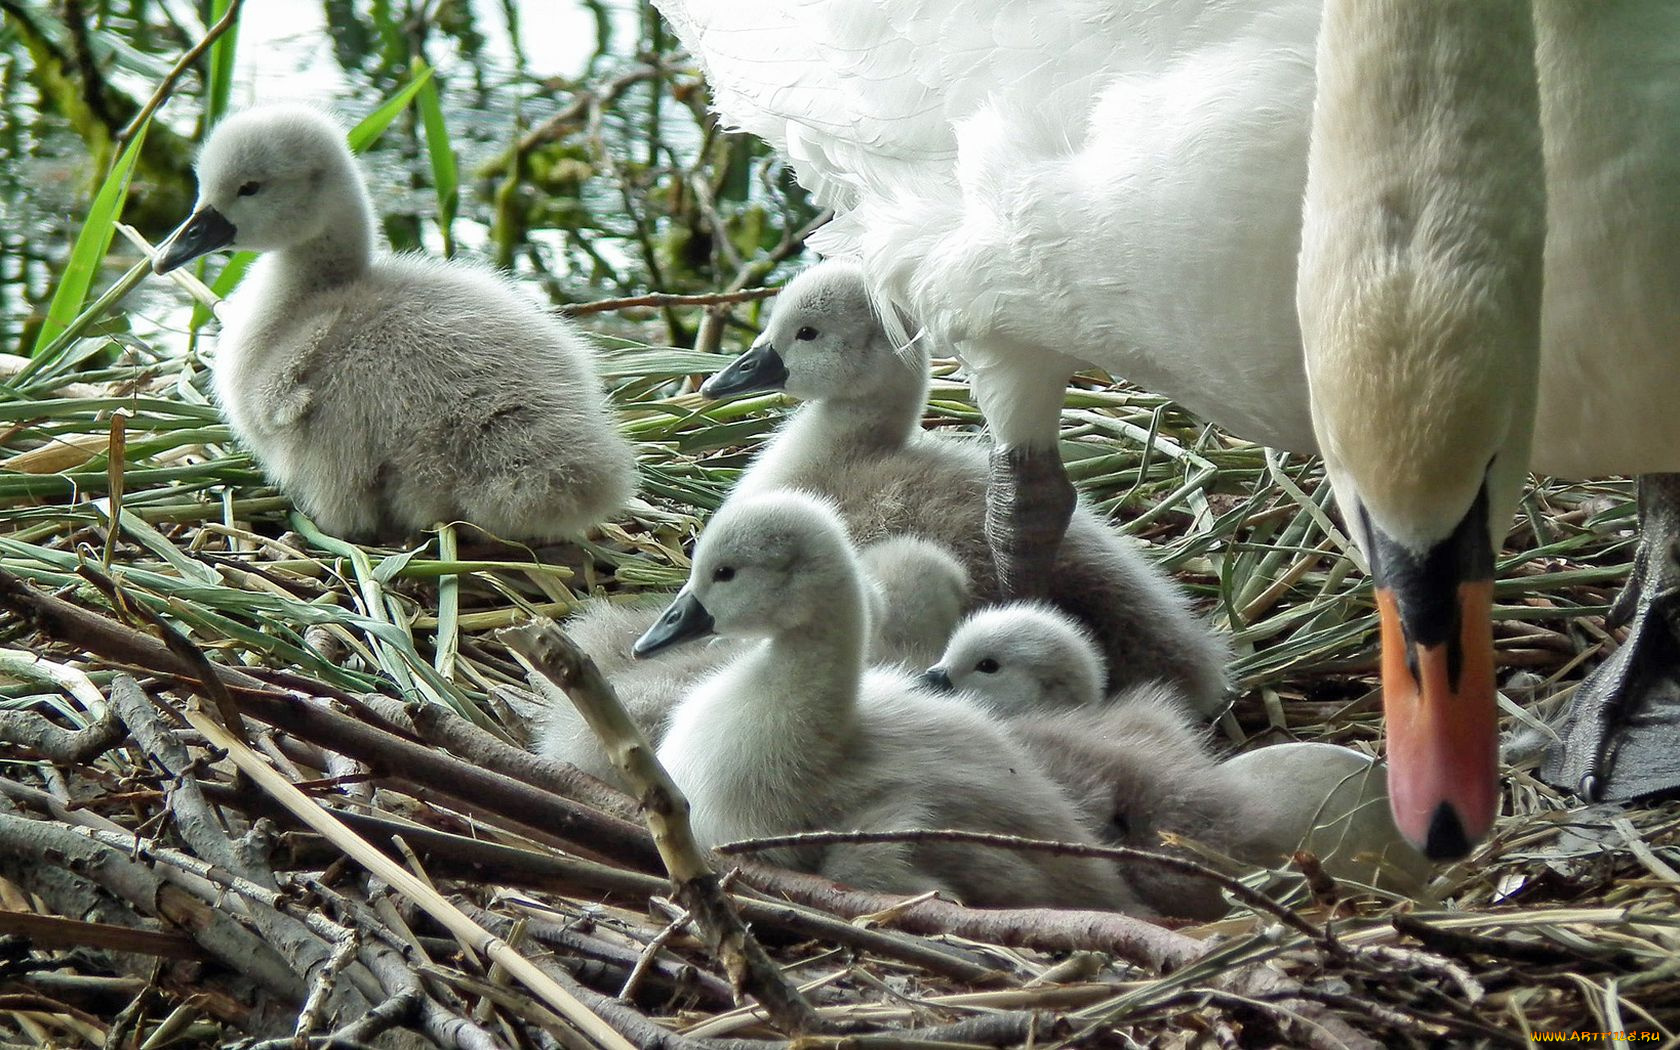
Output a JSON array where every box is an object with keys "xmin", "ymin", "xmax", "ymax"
[{"xmin": 1376, "ymin": 579, "xmax": 1498, "ymax": 860}]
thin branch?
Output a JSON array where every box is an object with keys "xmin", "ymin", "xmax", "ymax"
[
  {"xmin": 0, "ymin": 809, "xmax": 307, "ymax": 1003},
  {"xmin": 718, "ymin": 828, "xmax": 1334, "ymax": 951},
  {"xmin": 0, "ymin": 910, "xmax": 205, "ymax": 961},
  {"xmin": 0, "ymin": 567, "xmax": 662, "ymax": 870},
  {"xmin": 171, "ymin": 694, "xmax": 640, "ymax": 1050},
  {"xmin": 476, "ymin": 65, "xmax": 662, "ymax": 178},
  {"xmin": 562, "ymin": 286, "xmax": 778, "ymax": 318},
  {"xmin": 115, "ymin": 0, "xmax": 245, "ymax": 147},
  {"xmin": 0, "ymin": 707, "xmax": 123, "ymax": 763}
]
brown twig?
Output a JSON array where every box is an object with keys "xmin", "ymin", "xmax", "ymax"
[
  {"xmin": 0, "ymin": 809, "xmax": 307, "ymax": 1003},
  {"xmin": 718, "ymin": 828, "xmax": 1334, "ymax": 952},
  {"xmin": 291, "ymin": 925, "xmax": 359, "ymax": 1050},
  {"xmin": 104, "ymin": 676, "xmax": 370, "ymax": 1018},
  {"xmin": 0, "ymin": 567, "xmax": 663, "ymax": 870},
  {"xmin": 0, "ymin": 911, "xmax": 205, "ymax": 961},
  {"xmin": 462, "ymin": 902, "xmax": 735, "ymax": 1010},
  {"xmin": 76, "ymin": 563, "xmax": 251, "ymax": 745},
  {"xmin": 352, "ymin": 691, "xmax": 639, "ymax": 821},
  {"xmin": 562, "ymin": 286, "xmax": 779, "ymax": 318},
  {"xmin": 618, "ymin": 902, "xmax": 694, "ymax": 1002},
  {"xmin": 174, "ymin": 697, "xmax": 641, "ymax": 1050},
  {"xmin": 500, "ymin": 617, "xmax": 826, "ymax": 1035},
  {"xmin": 215, "ymin": 781, "xmax": 1001, "ymax": 987},
  {"xmin": 0, "ymin": 707, "xmax": 123, "ymax": 764},
  {"xmin": 476, "ymin": 65, "xmax": 662, "ymax": 178},
  {"xmin": 115, "ymin": 0, "xmax": 244, "ymax": 148}
]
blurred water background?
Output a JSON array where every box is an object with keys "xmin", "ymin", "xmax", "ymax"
[{"xmin": 0, "ymin": 0, "xmax": 819, "ymax": 354}]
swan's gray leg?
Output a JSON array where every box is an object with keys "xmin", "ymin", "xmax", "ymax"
[
  {"xmin": 971, "ymin": 356, "xmax": 1079, "ymax": 600},
  {"xmin": 986, "ymin": 446, "xmax": 1076, "ymax": 600},
  {"xmin": 1542, "ymin": 473, "xmax": 1680, "ymax": 801}
]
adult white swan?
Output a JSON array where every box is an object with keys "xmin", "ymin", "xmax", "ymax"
[
  {"xmin": 1297, "ymin": 0, "xmax": 1544, "ymax": 859},
  {"xmin": 653, "ymin": 0, "xmax": 1680, "ymax": 858}
]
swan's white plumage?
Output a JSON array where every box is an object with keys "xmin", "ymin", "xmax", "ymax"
[
  {"xmin": 656, "ymin": 0, "xmax": 1680, "ymax": 474},
  {"xmin": 1530, "ymin": 3, "xmax": 1680, "ymax": 476},
  {"xmin": 662, "ymin": 0, "xmax": 1321, "ymax": 451}
]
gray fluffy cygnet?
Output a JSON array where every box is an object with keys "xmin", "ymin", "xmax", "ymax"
[
  {"xmin": 921, "ymin": 605, "xmax": 1430, "ymax": 916},
  {"xmin": 540, "ymin": 535, "xmax": 970, "ymax": 787},
  {"xmin": 155, "ymin": 105, "xmax": 636, "ymax": 542},
  {"xmin": 700, "ymin": 259, "xmax": 1229, "ymax": 714}
]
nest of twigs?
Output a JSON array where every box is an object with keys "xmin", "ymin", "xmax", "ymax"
[{"xmin": 0, "ymin": 270, "xmax": 1675, "ymax": 1049}]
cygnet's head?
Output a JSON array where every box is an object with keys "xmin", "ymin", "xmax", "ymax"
[
  {"xmin": 700, "ymin": 259, "xmax": 913, "ymax": 402},
  {"xmin": 633, "ymin": 491, "xmax": 860, "ymax": 655},
  {"xmin": 920, "ymin": 603, "xmax": 1105, "ymax": 713},
  {"xmin": 858, "ymin": 536, "xmax": 970, "ymax": 666},
  {"xmin": 155, "ymin": 106, "xmax": 360, "ymax": 273}
]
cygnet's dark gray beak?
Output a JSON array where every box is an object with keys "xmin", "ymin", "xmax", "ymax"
[
  {"xmin": 633, "ymin": 590, "xmax": 716, "ymax": 658},
  {"xmin": 700, "ymin": 339, "xmax": 789, "ymax": 400},
  {"xmin": 918, "ymin": 666, "xmax": 954, "ymax": 693},
  {"xmin": 154, "ymin": 206, "xmax": 238, "ymax": 274}
]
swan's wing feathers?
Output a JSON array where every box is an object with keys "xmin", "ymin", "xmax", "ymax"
[{"xmin": 655, "ymin": 0, "xmax": 1130, "ymax": 213}]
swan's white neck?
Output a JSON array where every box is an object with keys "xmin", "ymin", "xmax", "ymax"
[{"xmin": 1298, "ymin": 0, "xmax": 1545, "ymax": 548}]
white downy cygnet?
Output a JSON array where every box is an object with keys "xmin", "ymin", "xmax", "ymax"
[
  {"xmin": 921, "ymin": 602, "xmax": 1106, "ymax": 714},
  {"xmin": 632, "ymin": 490, "xmax": 1143, "ymax": 911},
  {"xmin": 1010, "ymin": 700, "xmax": 1431, "ymax": 918},
  {"xmin": 857, "ymin": 534, "xmax": 971, "ymax": 669},
  {"xmin": 154, "ymin": 105, "xmax": 636, "ymax": 542},
  {"xmin": 1002, "ymin": 692, "xmax": 1263, "ymax": 919},
  {"xmin": 919, "ymin": 608, "xmax": 1429, "ymax": 916},
  {"xmin": 540, "ymin": 535, "xmax": 970, "ymax": 786},
  {"xmin": 701, "ymin": 259, "xmax": 1229, "ymax": 715}
]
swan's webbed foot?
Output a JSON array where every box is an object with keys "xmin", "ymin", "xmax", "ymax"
[
  {"xmin": 986, "ymin": 444, "xmax": 1076, "ymax": 601},
  {"xmin": 1542, "ymin": 473, "xmax": 1680, "ymax": 801}
]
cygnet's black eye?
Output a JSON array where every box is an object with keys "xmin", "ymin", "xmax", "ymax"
[
  {"xmin": 976, "ymin": 657, "xmax": 1000, "ymax": 674},
  {"xmin": 237, "ymin": 181, "xmax": 262, "ymax": 197},
  {"xmin": 712, "ymin": 566, "xmax": 736, "ymax": 583},
  {"xmin": 795, "ymin": 326, "xmax": 818, "ymax": 341}
]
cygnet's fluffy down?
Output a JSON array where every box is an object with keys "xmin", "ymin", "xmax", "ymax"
[
  {"xmin": 922, "ymin": 602, "xmax": 1106, "ymax": 714},
  {"xmin": 154, "ymin": 105, "xmax": 636, "ymax": 542},
  {"xmin": 537, "ymin": 594, "xmax": 739, "ymax": 785},
  {"xmin": 921, "ymin": 609, "xmax": 1429, "ymax": 916},
  {"xmin": 857, "ymin": 535, "xmax": 970, "ymax": 668},
  {"xmin": 633, "ymin": 490, "xmax": 1143, "ymax": 912},
  {"xmin": 541, "ymin": 535, "xmax": 970, "ymax": 787},
  {"xmin": 1009, "ymin": 700, "xmax": 1430, "ymax": 918},
  {"xmin": 1004, "ymin": 692, "xmax": 1260, "ymax": 919},
  {"xmin": 701, "ymin": 259, "xmax": 1229, "ymax": 714}
]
